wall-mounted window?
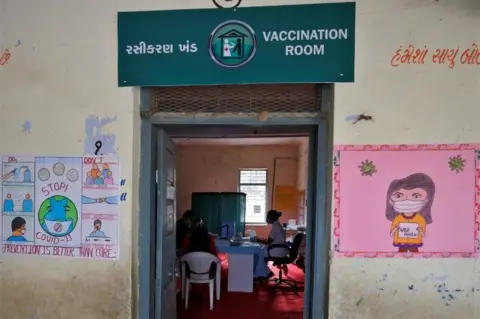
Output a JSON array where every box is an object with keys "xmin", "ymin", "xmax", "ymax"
[{"xmin": 239, "ymin": 169, "xmax": 267, "ymax": 224}]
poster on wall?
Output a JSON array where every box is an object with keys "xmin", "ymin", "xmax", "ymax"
[
  {"xmin": 1, "ymin": 155, "xmax": 120, "ymax": 260},
  {"xmin": 332, "ymin": 144, "xmax": 479, "ymax": 258}
]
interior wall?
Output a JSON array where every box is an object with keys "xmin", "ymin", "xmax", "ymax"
[
  {"xmin": 176, "ymin": 144, "xmax": 298, "ymax": 238},
  {"xmin": 296, "ymin": 138, "xmax": 309, "ymax": 192},
  {"xmin": 296, "ymin": 137, "xmax": 309, "ymax": 225}
]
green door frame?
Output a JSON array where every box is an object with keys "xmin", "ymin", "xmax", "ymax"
[{"xmin": 137, "ymin": 85, "xmax": 333, "ymax": 319}]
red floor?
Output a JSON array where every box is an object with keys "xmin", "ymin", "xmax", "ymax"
[{"xmin": 177, "ymin": 254, "xmax": 304, "ymax": 319}]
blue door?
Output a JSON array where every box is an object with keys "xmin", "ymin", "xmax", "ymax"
[
  {"xmin": 304, "ymin": 121, "xmax": 328, "ymax": 319},
  {"xmin": 156, "ymin": 129, "xmax": 177, "ymax": 319}
]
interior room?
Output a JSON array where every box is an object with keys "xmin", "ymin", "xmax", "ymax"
[{"xmin": 174, "ymin": 136, "xmax": 309, "ymax": 319}]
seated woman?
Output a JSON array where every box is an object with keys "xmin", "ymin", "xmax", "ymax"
[
  {"xmin": 257, "ymin": 210, "xmax": 288, "ymax": 278},
  {"xmin": 176, "ymin": 210, "xmax": 194, "ymax": 250},
  {"xmin": 257, "ymin": 210, "xmax": 288, "ymax": 257},
  {"xmin": 182, "ymin": 218, "xmax": 218, "ymax": 256}
]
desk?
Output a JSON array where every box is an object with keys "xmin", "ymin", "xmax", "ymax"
[{"xmin": 215, "ymin": 239, "xmax": 269, "ymax": 293}]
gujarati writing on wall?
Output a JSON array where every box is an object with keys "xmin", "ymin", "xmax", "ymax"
[{"xmin": 390, "ymin": 43, "xmax": 480, "ymax": 68}]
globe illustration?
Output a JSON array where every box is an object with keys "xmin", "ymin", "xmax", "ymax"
[{"xmin": 38, "ymin": 195, "xmax": 78, "ymax": 237}]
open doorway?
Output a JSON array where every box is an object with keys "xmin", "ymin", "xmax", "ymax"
[
  {"xmin": 174, "ymin": 136, "xmax": 309, "ymax": 318},
  {"xmin": 144, "ymin": 120, "xmax": 326, "ymax": 319}
]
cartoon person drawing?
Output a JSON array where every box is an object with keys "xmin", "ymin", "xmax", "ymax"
[
  {"xmin": 22, "ymin": 193, "xmax": 33, "ymax": 213},
  {"xmin": 90, "ymin": 164, "xmax": 100, "ymax": 181},
  {"xmin": 104, "ymin": 171, "xmax": 114, "ymax": 185},
  {"xmin": 89, "ymin": 219, "xmax": 106, "ymax": 238},
  {"xmin": 101, "ymin": 164, "xmax": 111, "ymax": 178},
  {"xmin": 85, "ymin": 171, "xmax": 95, "ymax": 185},
  {"xmin": 93, "ymin": 170, "xmax": 104, "ymax": 185},
  {"xmin": 6, "ymin": 217, "xmax": 27, "ymax": 242},
  {"xmin": 222, "ymin": 38, "xmax": 235, "ymax": 57},
  {"xmin": 386, "ymin": 173, "xmax": 435, "ymax": 253},
  {"xmin": 4, "ymin": 193, "xmax": 14, "ymax": 212}
]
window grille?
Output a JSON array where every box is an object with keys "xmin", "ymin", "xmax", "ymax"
[{"xmin": 239, "ymin": 169, "xmax": 267, "ymax": 224}]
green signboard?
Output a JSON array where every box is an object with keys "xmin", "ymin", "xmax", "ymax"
[{"xmin": 117, "ymin": 3, "xmax": 355, "ymax": 87}]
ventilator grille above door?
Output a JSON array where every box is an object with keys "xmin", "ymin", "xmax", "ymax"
[{"xmin": 148, "ymin": 84, "xmax": 323, "ymax": 117}]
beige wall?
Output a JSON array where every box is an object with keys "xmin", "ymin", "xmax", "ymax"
[
  {"xmin": 296, "ymin": 138, "xmax": 309, "ymax": 192},
  {"xmin": 329, "ymin": 1, "xmax": 480, "ymax": 318},
  {"xmin": 0, "ymin": 0, "xmax": 479, "ymax": 318},
  {"xmin": 176, "ymin": 144, "xmax": 298, "ymax": 238},
  {"xmin": 296, "ymin": 138, "xmax": 309, "ymax": 225}
]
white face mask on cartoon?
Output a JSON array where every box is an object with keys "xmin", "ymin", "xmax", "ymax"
[{"xmin": 391, "ymin": 200, "xmax": 426, "ymax": 213}]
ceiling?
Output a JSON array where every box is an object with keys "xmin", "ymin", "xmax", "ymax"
[{"xmin": 173, "ymin": 137, "xmax": 307, "ymax": 146}]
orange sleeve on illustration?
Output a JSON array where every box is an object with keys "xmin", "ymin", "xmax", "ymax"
[
  {"xmin": 419, "ymin": 216, "xmax": 427, "ymax": 234},
  {"xmin": 390, "ymin": 215, "xmax": 400, "ymax": 232}
]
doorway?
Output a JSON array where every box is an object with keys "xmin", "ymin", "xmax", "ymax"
[
  {"xmin": 174, "ymin": 135, "xmax": 308, "ymax": 318},
  {"xmin": 139, "ymin": 121, "xmax": 331, "ymax": 319},
  {"xmin": 138, "ymin": 83, "xmax": 332, "ymax": 319}
]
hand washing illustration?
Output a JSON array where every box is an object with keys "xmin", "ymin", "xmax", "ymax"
[{"xmin": 3, "ymin": 165, "xmax": 33, "ymax": 184}]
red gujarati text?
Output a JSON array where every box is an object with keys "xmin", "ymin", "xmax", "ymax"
[
  {"xmin": 460, "ymin": 43, "xmax": 480, "ymax": 65},
  {"xmin": 0, "ymin": 49, "xmax": 10, "ymax": 66},
  {"xmin": 390, "ymin": 45, "xmax": 429, "ymax": 67},
  {"xmin": 432, "ymin": 47, "xmax": 459, "ymax": 68}
]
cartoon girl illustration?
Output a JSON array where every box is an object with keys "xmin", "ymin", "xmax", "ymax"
[{"xmin": 385, "ymin": 173, "xmax": 435, "ymax": 253}]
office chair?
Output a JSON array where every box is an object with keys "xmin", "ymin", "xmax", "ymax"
[{"xmin": 265, "ymin": 232, "xmax": 304, "ymax": 292}]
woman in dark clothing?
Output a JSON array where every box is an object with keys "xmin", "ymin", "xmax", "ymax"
[
  {"xmin": 176, "ymin": 210, "xmax": 194, "ymax": 249},
  {"xmin": 182, "ymin": 218, "xmax": 217, "ymax": 256}
]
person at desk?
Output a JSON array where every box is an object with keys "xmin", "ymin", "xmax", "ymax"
[
  {"xmin": 182, "ymin": 218, "xmax": 217, "ymax": 256},
  {"xmin": 256, "ymin": 210, "xmax": 288, "ymax": 278},
  {"xmin": 257, "ymin": 210, "xmax": 288, "ymax": 257}
]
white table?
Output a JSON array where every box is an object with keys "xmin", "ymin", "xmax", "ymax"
[
  {"xmin": 226, "ymin": 253, "xmax": 254, "ymax": 292},
  {"xmin": 215, "ymin": 239, "xmax": 266, "ymax": 293}
]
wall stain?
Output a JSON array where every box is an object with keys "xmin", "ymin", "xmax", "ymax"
[
  {"xmin": 435, "ymin": 283, "xmax": 465, "ymax": 306},
  {"xmin": 423, "ymin": 273, "xmax": 449, "ymax": 282},
  {"xmin": 84, "ymin": 116, "xmax": 117, "ymax": 155},
  {"xmin": 21, "ymin": 120, "xmax": 32, "ymax": 135},
  {"xmin": 357, "ymin": 275, "xmax": 389, "ymax": 307},
  {"xmin": 352, "ymin": 258, "xmax": 362, "ymax": 268}
]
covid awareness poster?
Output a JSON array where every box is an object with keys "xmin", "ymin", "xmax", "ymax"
[{"xmin": 1, "ymin": 155, "xmax": 120, "ymax": 260}]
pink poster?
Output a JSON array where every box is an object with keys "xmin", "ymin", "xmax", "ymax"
[{"xmin": 333, "ymin": 144, "xmax": 480, "ymax": 258}]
